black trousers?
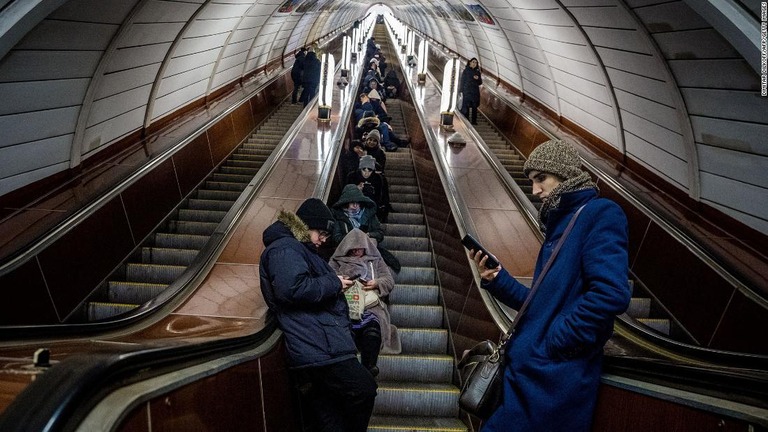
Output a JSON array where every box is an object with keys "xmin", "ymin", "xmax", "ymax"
[
  {"xmin": 293, "ymin": 358, "xmax": 378, "ymax": 432},
  {"xmin": 291, "ymin": 78, "xmax": 302, "ymax": 103},
  {"xmin": 352, "ymin": 320, "xmax": 382, "ymax": 371}
]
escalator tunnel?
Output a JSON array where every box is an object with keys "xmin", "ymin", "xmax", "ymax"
[{"xmin": 0, "ymin": 18, "xmax": 766, "ymax": 432}]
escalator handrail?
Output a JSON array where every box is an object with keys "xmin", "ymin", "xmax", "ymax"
[{"xmin": 0, "ymin": 320, "xmax": 278, "ymax": 432}]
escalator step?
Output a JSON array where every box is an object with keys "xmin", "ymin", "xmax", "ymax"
[
  {"xmin": 165, "ymin": 220, "xmax": 218, "ymax": 236},
  {"xmin": 155, "ymin": 232, "xmax": 209, "ymax": 249},
  {"xmin": 367, "ymin": 416, "xmax": 467, "ymax": 432},
  {"xmin": 389, "ymin": 284, "xmax": 439, "ymax": 305},
  {"xmin": 87, "ymin": 302, "xmax": 138, "ymax": 321},
  {"xmin": 177, "ymin": 208, "xmax": 228, "ymax": 223},
  {"xmin": 107, "ymin": 281, "xmax": 167, "ymax": 304},
  {"xmin": 377, "ymin": 354, "xmax": 453, "ymax": 383},
  {"xmin": 373, "ymin": 382, "xmax": 460, "ymax": 417},
  {"xmin": 187, "ymin": 199, "xmax": 235, "ymax": 212},
  {"xmin": 390, "ymin": 304, "xmax": 443, "ymax": 328},
  {"xmin": 126, "ymin": 263, "xmax": 187, "ymax": 284},
  {"xmin": 141, "ymin": 247, "xmax": 198, "ymax": 265},
  {"xmin": 394, "ymin": 266, "xmax": 436, "ymax": 285},
  {"xmin": 399, "ymin": 328, "xmax": 448, "ymax": 354}
]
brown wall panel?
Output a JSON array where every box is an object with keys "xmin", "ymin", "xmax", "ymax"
[
  {"xmin": 231, "ymin": 103, "xmax": 255, "ymax": 145},
  {"xmin": 260, "ymin": 343, "xmax": 302, "ymax": 431},
  {"xmin": 207, "ymin": 115, "xmax": 238, "ymax": 164},
  {"xmin": 0, "ymin": 259, "xmax": 58, "ymax": 325},
  {"xmin": 172, "ymin": 134, "xmax": 215, "ymax": 198},
  {"xmin": 710, "ymin": 290, "xmax": 768, "ymax": 354},
  {"xmin": 121, "ymin": 159, "xmax": 181, "ymax": 243},
  {"xmin": 632, "ymin": 223, "xmax": 733, "ymax": 345},
  {"xmin": 117, "ymin": 402, "xmax": 150, "ymax": 432},
  {"xmin": 145, "ymin": 360, "xmax": 262, "ymax": 432},
  {"xmin": 597, "ymin": 185, "xmax": 652, "ymax": 268},
  {"xmin": 593, "ymin": 385, "xmax": 752, "ymax": 432},
  {"xmin": 39, "ymin": 198, "xmax": 135, "ymax": 319}
]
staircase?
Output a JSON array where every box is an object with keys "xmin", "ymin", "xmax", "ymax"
[
  {"xmin": 369, "ymin": 148, "xmax": 467, "ymax": 431},
  {"xmin": 83, "ymin": 102, "xmax": 304, "ymax": 321}
]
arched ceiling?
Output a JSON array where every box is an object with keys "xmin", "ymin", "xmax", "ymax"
[{"xmin": 0, "ymin": 0, "xmax": 766, "ymax": 234}]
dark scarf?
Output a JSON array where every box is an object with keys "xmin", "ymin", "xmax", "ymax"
[{"xmin": 538, "ymin": 171, "xmax": 598, "ymax": 230}]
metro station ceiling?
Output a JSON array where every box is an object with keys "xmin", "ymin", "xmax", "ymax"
[{"xmin": 0, "ymin": 0, "xmax": 765, "ymax": 234}]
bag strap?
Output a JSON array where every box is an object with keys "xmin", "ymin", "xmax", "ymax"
[{"xmin": 503, "ymin": 203, "xmax": 587, "ymax": 341}]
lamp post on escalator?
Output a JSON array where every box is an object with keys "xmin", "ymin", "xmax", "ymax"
[
  {"xmin": 417, "ymin": 40, "xmax": 428, "ymax": 84},
  {"xmin": 439, "ymin": 57, "xmax": 460, "ymax": 130},
  {"xmin": 318, "ymin": 53, "xmax": 335, "ymax": 122}
]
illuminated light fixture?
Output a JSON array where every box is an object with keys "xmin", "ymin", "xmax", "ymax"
[
  {"xmin": 439, "ymin": 57, "xmax": 461, "ymax": 129},
  {"xmin": 401, "ymin": 28, "xmax": 409, "ymax": 54},
  {"xmin": 318, "ymin": 53, "xmax": 335, "ymax": 122},
  {"xmin": 417, "ymin": 40, "xmax": 428, "ymax": 84},
  {"xmin": 351, "ymin": 23, "xmax": 360, "ymax": 62},
  {"xmin": 406, "ymin": 31, "xmax": 416, "ymax": 67},
  {"xmin": 341, "ymin": 35, "xmax": 351, "ymax": 77}
]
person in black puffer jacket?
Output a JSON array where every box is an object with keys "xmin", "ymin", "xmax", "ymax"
[{"xmin": 259, "ymin": 198, "xmax": 377, "ymax": 432}]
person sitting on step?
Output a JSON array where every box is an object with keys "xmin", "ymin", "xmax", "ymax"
[{"xmin": 329, "ymin": 228, "xmax": 401, "ymax": 377}]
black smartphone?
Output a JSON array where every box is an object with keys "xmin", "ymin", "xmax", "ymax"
[{"xmin": 461, "ymin": 234, "xmax": 500, "ymax": 269}]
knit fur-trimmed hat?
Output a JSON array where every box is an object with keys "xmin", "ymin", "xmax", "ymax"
[
  {"xmin": 359, "ymin": 155, "xmax": 376, "ymax": 171},
  {"xmin": 523, "ymin": 139, "xmax": 583, "ymax": 180},
  {"xmin": 295, "ymin": 198, "xmax": 335, "ymax": 231}
]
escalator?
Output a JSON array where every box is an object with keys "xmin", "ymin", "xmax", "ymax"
[
  {"xmin": 84, "ymin": 102, "xmax": 304, "ymax": 321},
  {"xmin": 370, "ymin": 146, "xmax": 466, "ymax": 430}
]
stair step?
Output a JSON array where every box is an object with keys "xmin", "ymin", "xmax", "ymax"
[
  {"xmin": 378, "ymin": 353, "xmax": 453, "ymax": 382},
  {"xmin": 141, "ymin": 247, "xmax": 199, "ymax": 265},
  {"xmin": 390, "ymin": 304, "xmax": 443, "ymax": 328},
  {"xmin": 87, "ymin": 302, "xmax": 137, "ymax": 321},
  {"xmin": 399, "ymin": 328, "xmax": 449, "ymax": 354},
  {"xmin": 125, "ymin": 263, "xmax": 186, "ymax": 284},
  {"xmin": 390, "ymin": 284, "xmax": 439, "ymax": 305},
  {"xmin": 626, "ymin": 297, "xmax": 651, "ymax": 318},
  {"xmin": 373, "ymin": 382, "xmax": 460, "ymax": 417},
  {"xmin": 367, "ymin": 416, "xmax": 467, "ymax": 432},
  {"xmin": 638, "ymin": 318, "xmax": 671, "ymax": 335},
  {"xmin": 107, "ymin": 281, "xmax": 167, "ymax": 304}
]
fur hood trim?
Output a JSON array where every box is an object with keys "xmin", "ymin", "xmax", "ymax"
[{"xmin": 277, "ymin": 210, "xmax": 311, "ymax": 243}]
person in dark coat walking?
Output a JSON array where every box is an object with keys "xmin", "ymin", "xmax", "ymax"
[
  {"xmin": 300, "ymin": 50, "xmax": 321, "ymax": 107},
  {"xmin": 469, "ymin": 139, "xmax": 632, "ymax": 431},
  {"xmin": 291, "ymin": 47, "xmax": 306, "ymax": 104},
  {"xmin": 460, "ymin": 57, "xmax": 483, "ymax": 125},
  {"xmin": 259, "ymin": 198, "xmax": 377, "ymax": 432}
]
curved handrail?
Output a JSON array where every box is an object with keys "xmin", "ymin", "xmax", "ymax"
[{"xmin": 0, "ymin": 320, "xmax": 279, "ymax": 432}]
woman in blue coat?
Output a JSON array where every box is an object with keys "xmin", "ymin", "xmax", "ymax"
[
  {"xmin": 470, "ymin": 139, "xmax": 632, "ymax": 431},
  {"xmin": 260, "ymin": 198, "xmax": 377, "ymax": 432}
]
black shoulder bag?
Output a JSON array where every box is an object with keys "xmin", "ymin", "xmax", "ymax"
[{"xmin": 458, "ymin": 204, "xmax": 587, "ymax": 419}]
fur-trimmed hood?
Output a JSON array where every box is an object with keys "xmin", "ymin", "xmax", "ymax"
[{"xmin": 263, "ymin": 209, "xmax": 312, "ymax": 246}]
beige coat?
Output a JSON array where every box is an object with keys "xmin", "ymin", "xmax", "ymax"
[{"xmin": 329, "ymin": 228, "xmax": 401, "ymax": 354}]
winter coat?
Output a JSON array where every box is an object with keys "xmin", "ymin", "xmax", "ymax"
[
  {"xmin": 346, "ymin": 169, "xmax": 391, "ymax": 214},
  {"xmin": 460, "ymin": 64, "xmax": 483, "ymax": 107},
  {"xmin": 331, "ymin": 185, "xmax": 383, "ymax": 245},
  {"xmin": 480, "ymin": 188, "xmax": 631, "ymax": 432},
  {"xmin": 302, "ymin": 51, "xmax": 321, "ymax": 87},
  {"xmin": 291, "ymin": 51, "xmax": 305, "ymax": 83},
  {"xmin": 329, "ymin": 229, "xmax": 401, "ymax": 354},
  {"xmin": 259, "ymin": 210, "xmax": 357, "ymax": 369}
]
